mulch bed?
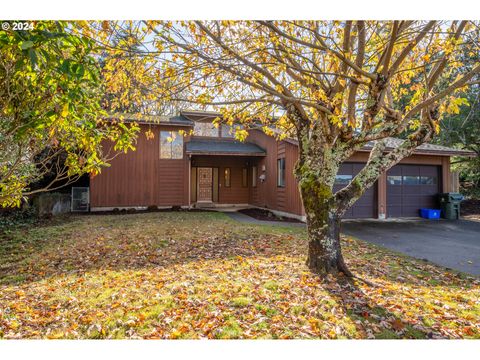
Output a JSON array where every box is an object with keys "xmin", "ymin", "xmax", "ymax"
[
  {"xmin": 238, "ymin": 208, "xmax": 302, "ymax": 223},
  {"xmin": 461, "ymin": 199, "xmax": 480, "ymax": 216},
  {"xmin": 460, "ymin": 199, "xmax": 480, "ymax": 221},
  {"xmin": 86, "ymin": 207, "xmax": 214, "ymax": 216}
]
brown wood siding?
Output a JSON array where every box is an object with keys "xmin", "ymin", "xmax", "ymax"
[
  {"xmin": 247, "ymin": 130, "xmax": 303, "ymax": 216},
  {"xmin": 90, "ymin": 124, "xmax": 189, "ymax": 208},
  {"xmin": 441, "ymin": 156, "xmax": 451, "ymax": 192},
  {"xmin": 91, "ymin": 123, "xmax": 452, "ymax": 219}
]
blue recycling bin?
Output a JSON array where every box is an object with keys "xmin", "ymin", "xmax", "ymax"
[{"xmin": 419, "ymin": 208, "xmax": 441, "ymax": 220}]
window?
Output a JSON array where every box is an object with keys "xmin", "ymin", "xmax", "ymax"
[
  {"xmin": 221, "ymin": 124, "xmax": 235, "ymax": 138},
  {"xmin": 194, "ymin": 122, "xmax": 218, "ymax": 137},
  {"xmin": 420, "ymin": 176, "xmax": 437, "ymax": 185},
  {"xmin": 403, "ymin": 175, "xmax": 419, "ymax": 185},
  {"xmin": 160, "ymin": 131, "xmax": 183, "ymax": 159},
  {"xmin": 252, "ymin": 166, "xmax": 257, "ymax": 188},
  {"xmin": 335, "ymin": 174, "xmax": 352, "ymax": 185},
  {"xmin": 224, "ymin": 168, "xmax": 231, "ymax": 187},
  {"xmin": 242, "ymin": 168, "xmax": 248, "ymax": 187},
  {"xmin": 387, "ymin": 175, "xmax": 402, "ymax": 185},
  {"xmin": 220, "ymin": 124, "xmax": 244, "ymax": 138},
  {"xmin": 277, "ymin": 158, "xmax": 285, "ymax": 187}
]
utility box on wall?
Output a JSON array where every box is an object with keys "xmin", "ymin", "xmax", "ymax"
[{"xmin": 71, "ymin": 187, "xmax": 90, "ymax": 212}]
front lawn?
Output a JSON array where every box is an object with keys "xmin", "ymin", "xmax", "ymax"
[{"xmin": 0, "ymin": 211, "xmax": 479, "ymax": 339}]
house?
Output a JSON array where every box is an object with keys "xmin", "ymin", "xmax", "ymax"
[{"xmin": 89, "ymin": 110, "xmax": 473, "ymax": 220}]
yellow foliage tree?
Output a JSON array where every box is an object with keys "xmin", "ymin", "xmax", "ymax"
[{"xmin": 106, "ymin": 21, "xmax": 480, "ymax": 276}]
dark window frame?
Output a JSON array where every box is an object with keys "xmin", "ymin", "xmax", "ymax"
[
  {"xmin": 159, "ymin": 131, "xmax": 184, "ymax": 159},
  {"xmin": 402, "ymin": 175, "xmax": 420, "ymax": 185},
  {"xmin": 387, "ymin": 175, "xmax": 402, "ymax": 185},
  {"xmin": 193, "ymin": 121, "xmax": 220, "ymax": 137},
  {"xmin": 224, "ymin": 168, "xmax": 231, "ymax": 187},
  {"xmin": 420, "ymin": 176, "xmax": 438, "ymax": 185},
  {"xmin": 335, "ymin": 174, "xmax": 352, "ymax": 185}
]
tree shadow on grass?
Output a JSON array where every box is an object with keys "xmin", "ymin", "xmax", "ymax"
[
  {"xmin": 321, "ymin": 275, "xmax": 434, "ymax": 339},
  {"xmin": 0, "ymin": 211, "xmax": 306, "ymax": 286},
  {"xmin": 0, "ymin": 212, "xmax": 477, "ymax": 339}
]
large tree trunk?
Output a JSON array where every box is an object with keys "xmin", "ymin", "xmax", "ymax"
[{"xmin": 298, "ymin": 170, "xmax": 352, "ymax": 276}]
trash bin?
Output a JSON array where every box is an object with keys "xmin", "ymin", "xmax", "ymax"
[{"xmin": 438, "ymin": 193, "xmax": 464, "ymax": 220}]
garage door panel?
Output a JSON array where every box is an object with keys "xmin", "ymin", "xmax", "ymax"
[
  {"xmin": 335, "ymin": 162, "xmax": 377, "ymax": 219},
  {"xmin": 387, "ymin": 205, "xmax": 402, "ymax": 217},
  {"xmin": 419, "ymin": 165, "xmax": 438, "ymax": 176},
  {"xmin": 422, "ymin": 186, "xmax": 439, "ymax": 196},
  {"xmin": 387, "ymin": 164, "xmax": 440, "ymax": 218},
  {"xmin": 338, "ymin": 163, "xmax": 354, "ymax": 174},
  {"xmin": 352, "ymin": 163, "xmax": 366, "ymax": 173},
  {"xmin": 352, "ymin": 205, "xmax": 376, "ymax": 218}
]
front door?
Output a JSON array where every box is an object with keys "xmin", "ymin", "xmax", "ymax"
[{"xmin": 197, "ymin": 167, "xmax": 213, "ymax": 202}]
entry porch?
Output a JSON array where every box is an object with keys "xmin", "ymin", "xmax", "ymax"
[{"xmin": 186, "ymin": 138, "xmax": 266, "ymax": 208}]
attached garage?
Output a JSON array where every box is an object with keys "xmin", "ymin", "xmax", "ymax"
[
  {"xmin": 387, "ymin": 164, "xmax": 441, "ymax": 217},
  {"xmin": 335, "ymin": 162, "xmax": 378, "ymax": 219}
]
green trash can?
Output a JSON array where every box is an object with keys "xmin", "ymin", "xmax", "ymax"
[{"xmin": 438, "ymin": 193, "xmax": 464, "ymax": 220}]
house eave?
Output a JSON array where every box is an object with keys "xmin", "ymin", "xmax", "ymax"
[
  {"xmin": 186, "ymin": 151, "xmax": 266, "ymax": 157},
  {"xmin": 357, "ymin": 148, "xmax": 476, "ymax": 157}
]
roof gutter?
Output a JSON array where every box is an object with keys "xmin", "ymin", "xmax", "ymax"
[{"xmin": 186, "ymin": 151, "xmax": 266, "ymax": 157}]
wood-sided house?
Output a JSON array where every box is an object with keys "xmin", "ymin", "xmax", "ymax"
[{"xmin": 89, "ymin": 110, "xmax": 473, "ymax": 220}]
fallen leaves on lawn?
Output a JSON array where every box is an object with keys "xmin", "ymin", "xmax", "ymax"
[{"xmin": 1, "ymin": 212, "xmax": 479, "ymax": 339}]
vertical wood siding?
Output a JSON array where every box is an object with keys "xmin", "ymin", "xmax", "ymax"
[
  {"xmin": 90, "ymin": 124, "xmax": 189, "ymax": 208},
  {"xmin": 247, "ymin": 130, "xmax": 304, "ymax": 215}
]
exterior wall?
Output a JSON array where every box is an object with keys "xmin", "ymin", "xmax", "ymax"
[
  {"xmin": 90, "ymin": 124, "xmax": 190, "ymax": 208},
  {"xmin": 91, "ymin": 123, "xmax": 452, "ymax": 219},
  {"xmin": 247, "ymin": 130, "xmax": 304, "ymax": 216}
]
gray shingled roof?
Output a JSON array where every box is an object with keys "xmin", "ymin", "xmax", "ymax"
[
  {"xmin": 106, "ymin": 113, "xmax": 194, "ymax": 126},
  {"xmin": 362, "ymin": 137, "xmax": 475, "ymax": 156},
  {"xmin": 106, "ymin": 111, "xmax": 475, "ymax": 157},
  {"xmin": 253, "ymin": 127, "xmax": 474, "ymax": 156},
  {"xmin": 186, "ymin": 139, "xmax": 266, "ymax": 156}
]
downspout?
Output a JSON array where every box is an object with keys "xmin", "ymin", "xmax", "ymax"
[{"xmin": 188, "ymin": 154, "xmax": 191, "ymax": 209}]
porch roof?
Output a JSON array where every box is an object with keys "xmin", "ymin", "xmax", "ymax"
[{"xmin": 186, "ymin": 139, "xmax": 266, "ymax": 156}]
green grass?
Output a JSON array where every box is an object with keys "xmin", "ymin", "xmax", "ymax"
[{"xmin": 231, "ymin": 297, "xmax": 252, "ymax": 308}]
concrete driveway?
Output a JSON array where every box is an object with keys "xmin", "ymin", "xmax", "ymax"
[{"xmin": 342, "ymin": 219, "xmax": 480, "ymax": 276}]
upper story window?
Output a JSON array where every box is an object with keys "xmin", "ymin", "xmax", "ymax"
[
  {"xmin": 193, "ymin": 122, "xmax": 219, "ymax": 137},
  {"xmin": 221, "ymin": 124, "xmax": 245, "ymax": 138},
  {"xmin": 160, "ymin": 131, "xmax": 183, "ymax": 159},
  {"xmin": 221, "ymin": 124, "xmax": 235, "ymax": 138}
]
